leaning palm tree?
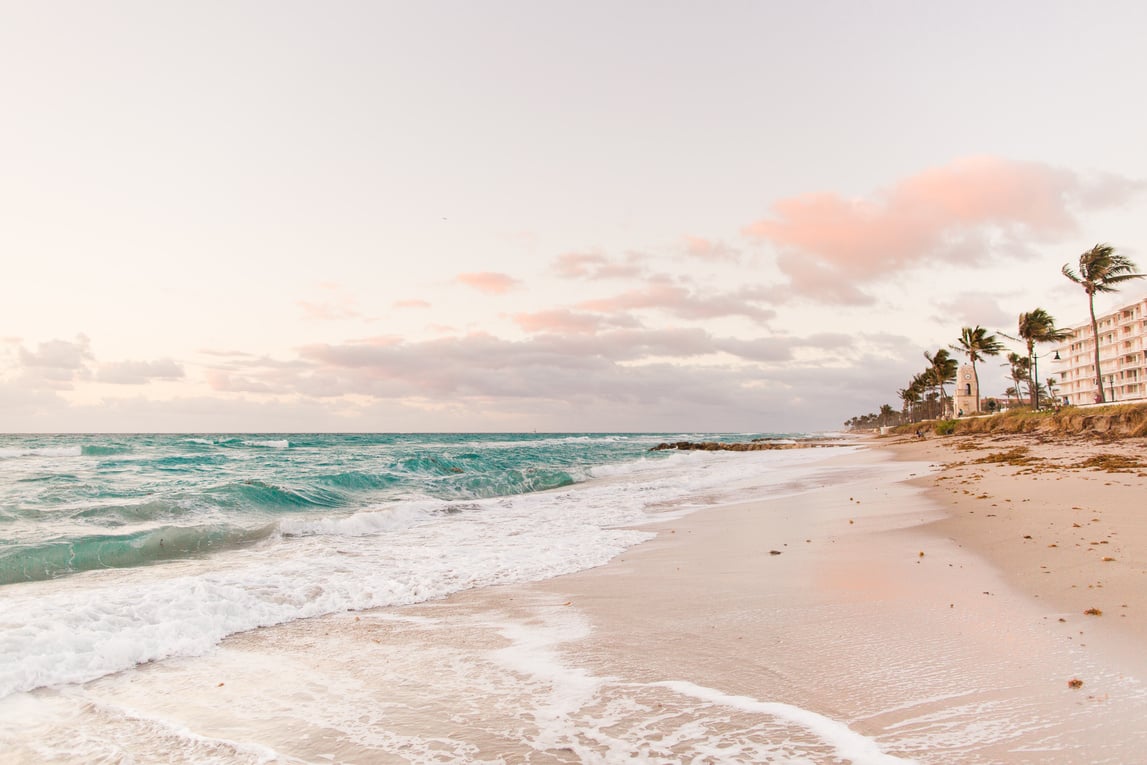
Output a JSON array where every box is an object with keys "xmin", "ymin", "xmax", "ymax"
[
  {"xmin": 1061, "ymin": 244, "xmax": 1145, "ymax": 402},
  {"xmin": 924, "ymin": 348, "xmax": 959, "ymax": 415},
  {"xmin": 1003, "ymin": 352, "xmax": 1030, "ymax": 407},
  {"xmin": 950, "ymin": 326, "xmax": 1005, "ymax": 413},
  {"xmin": 1015, "ymin": 309, "xmax": 1071, "ymax": 409},
  {"xmin": 898, "ymin": 385, "xmax": 921, "ymax": 423},
  {"xmin": 909, "ymin": 372, "xmax": 932, "ymax": 419}
]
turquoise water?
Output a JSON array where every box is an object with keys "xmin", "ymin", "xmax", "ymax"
[
  {"xmin": 0, "ymin": 432, "xmax": 800, "ymax": 586},
  {"xmin": 1, "ymin": 430, "xmax": 840, "ymax": 701}
]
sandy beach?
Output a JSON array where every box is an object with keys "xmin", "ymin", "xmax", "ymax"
[
  {"xmin": 888, "ymin": 431, "xmax": 1147, "ymax": 647},
  {"xmin": 6, "ymin": 436, "xmax": 1147, "ymax": 763}
]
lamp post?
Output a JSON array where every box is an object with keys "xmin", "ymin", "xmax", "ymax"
[
  {"xmin": 1033, "ymin": 349, "xmax": 1061, "ymax": 410},
  {"xmin": 1108, "ymin": 375, "xmax": 1116, "ymax": 402}
]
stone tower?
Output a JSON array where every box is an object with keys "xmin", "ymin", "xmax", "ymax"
[{"xmin": 954, "ymin": 363, "xmax": 978, "ymax": 416}]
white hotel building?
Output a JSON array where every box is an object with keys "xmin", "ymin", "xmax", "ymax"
[{"xmin": 1053, "ymin": 293, "xmax": 1147, "ymax": 405}]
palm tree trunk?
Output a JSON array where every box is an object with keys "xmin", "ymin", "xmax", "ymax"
[
  {"xmin": 1089, "ymin": 291, "xmax": 1104, "ymax": 403},
  {"xmin": 971, "ymin": 359, "xmax": 979, "ymax": 413},
  {"xmin": 1027, "ymin": 343, "xmax": 1037, "ymax": 407},
  {"xmin": 1033, "ymin": 353, "xmax": 1040, "ymax": 409}
]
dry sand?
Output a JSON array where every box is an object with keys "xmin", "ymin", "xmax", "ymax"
[{"xmin": 884, "ymin": 431, "xmax": 1147, "ymax": 646}]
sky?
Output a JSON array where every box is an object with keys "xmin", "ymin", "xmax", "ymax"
[{"xmin": 3, "ymin": 0, "xmax": 1147, "ymax": 433}]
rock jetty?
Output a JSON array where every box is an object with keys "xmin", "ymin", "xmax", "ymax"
[{"xmin": 648, "ymin": 440, "xmax": 846, "ymax": 452}]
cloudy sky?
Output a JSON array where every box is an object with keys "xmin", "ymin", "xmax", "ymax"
[{"xmin": 3, "ymin": 1, "xmax": 1146, "ymax": 432}]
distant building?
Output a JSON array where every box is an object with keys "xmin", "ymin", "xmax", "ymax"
[{"xmin": 1053, "ymin": 294, "xmax": 1147, "ymax": 405}]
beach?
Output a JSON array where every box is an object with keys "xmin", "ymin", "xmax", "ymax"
[
  {"xmin": 3, "ymin": 434, "xmax": 1147, "ymax": 763},
  {"xmin": 893, "ymin": 431, "xmax": 1147, "ymax": 646}
]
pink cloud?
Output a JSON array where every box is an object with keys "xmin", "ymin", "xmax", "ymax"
[
  {"xmin": 552, "ymin": 250, "xmax": 646, "ymax": 280},
  {"xmin": 770, "ymin": 252, "xmax": 874, "ymax": 306},
  {"xmin": 576, "ymin": 275, "xmax": 776, "ymax": 324},
  {"xmin": 393, "ymin": 299, "xmax": 431, "ymax": 309},
  {"xmin": 456, "ymin": 271, "xmax": 521, "ymax": 295},
  {"xmin": 198, "ymin": 349, "xmax": 256, "ymax": 358},
  {"xmin": 511, "ymin": 309, "xmax": 642, "ymax": 335},
  {"xmin": 298, "ymin": 301, "xmax": 360, "ymax": 320},
  {"xmin": 743, "ymin": 156, "xmax": 1143, "ymax": 301},
  {"xmin": 684, "ymin": 235, "xmax": 740, "ymax": 262},
  {"xmin": 553, "ymin": 251, "xmax": 606, "ymax": 279},
  {"xmin": 206, "ymin": 369, "xmax": 277, "ymax": 394},
  {"xmin": 297, "ymin": 284, "xmax": 360, "ymax": 321},
  {"xmin": 347, "ymin": 335, "xmax": 404, "ymax": 347}
]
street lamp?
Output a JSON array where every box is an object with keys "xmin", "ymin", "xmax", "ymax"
[
  {"xmin": 1033, "ymin": 349, "xmax": 1062, "ymax": 410},
  {"xmin": 1108, "ymin": 375, "xmax": 1116, "ymax": 402}
]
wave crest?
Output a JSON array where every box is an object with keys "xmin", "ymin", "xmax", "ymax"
[{"xmin": 0, "ymin": 524, "xmax": 276, "ymax": 585}]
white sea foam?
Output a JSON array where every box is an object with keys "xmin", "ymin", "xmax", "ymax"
[
  {"xmin": 0, "ymin": 446, "xmax": 855, "ymax": 699},
  {"xmin": 655, "ymin": 681, "xmax": 918, "ymax": 765},
  {"xmin": 0, "ymin": 692, "xmax": 290, "ymax": 765},
  {"xmin": 0, "ymin": 446, "xmax": 83, "ymax": 459},
  {"xmin": 277, "ymin": 504, "xmax": 433, "ymax": 537},
  {"xmin": 416, "ymin": 434, "xmax": 646, "ymax": 450},
  {"xmin": 241, "ymin": 439, "xmax": 290, "ymax": 449}
]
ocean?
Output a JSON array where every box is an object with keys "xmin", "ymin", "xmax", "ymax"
[{"xmin": 0, "ymin": 432, "xmax": 837, "ymax": 702}]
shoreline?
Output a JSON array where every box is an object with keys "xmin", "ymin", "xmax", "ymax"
[
  {"xmin": 5, "ymin": 440, "xmax": 1147, "ymax": 762},
  {"xmin": 518, "ymin": 443, "xmax": 1147, "ymax": 761}
]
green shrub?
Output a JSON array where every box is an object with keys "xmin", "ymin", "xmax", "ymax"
[{"xmin": 934, "ymin": 419, "xmax": 957, "ymax": 435}]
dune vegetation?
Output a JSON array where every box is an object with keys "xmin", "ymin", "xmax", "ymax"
[{"xmin": 891, "ymin": 402, "xmax": 1147, "ymax": 439}]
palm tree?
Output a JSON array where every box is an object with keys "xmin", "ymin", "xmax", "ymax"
[
  {"xmin": 909, "ymin": 372, "xmax": 933, "ymax": 419},
  {"xmin": 877, "ymin": 403, "xmax": 896, "ymax": 427},
  {"xmin": 1016, "ymin": 309, "xmax": 1071, "ymax": 409},
  {"xmin": 1003, "ymin": 352, "xmax": 1030, "ymax": 406},
  {"xmin": 898, "ymin": 385, "xmax": 921, "ymax": 422},
  {"xmin": 924, "ymin": 348, "xmax": 959, "ymax": 416},
  {"xmin": 950, "ymin": 326, "xmax": 1005, "ymax": 413},
  {"xmin": 1061, "ymin": 244, "xmax": 1145, "ymax": 403},
  {"xmin": 924, "ymin": 390, "xmax": 940, "ymax": 419}
]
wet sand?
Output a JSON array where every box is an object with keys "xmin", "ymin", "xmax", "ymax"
[{"xmin": 8, "ymin": 442, "xmax": 1147, "ymax": 763}]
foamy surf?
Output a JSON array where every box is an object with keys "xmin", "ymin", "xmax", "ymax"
[
  {"xmin": 0, "ymin": 446, "xmax": 83, "ymax": 458},
  {"xmin": 0, "ymin": 438, "xmax": 848, "ymax": 699},
  {"xmin": 0, "ymin": 581, "xmax": 916, "ymax": 765},
  {"xmin": 653, "ymin": 681, "xmax": 916, "ymax": 764}
]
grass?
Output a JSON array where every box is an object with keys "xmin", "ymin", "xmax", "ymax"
[{"xmin": 891, "ymin": 402, "xmax": 1147, "ymax": 439}]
